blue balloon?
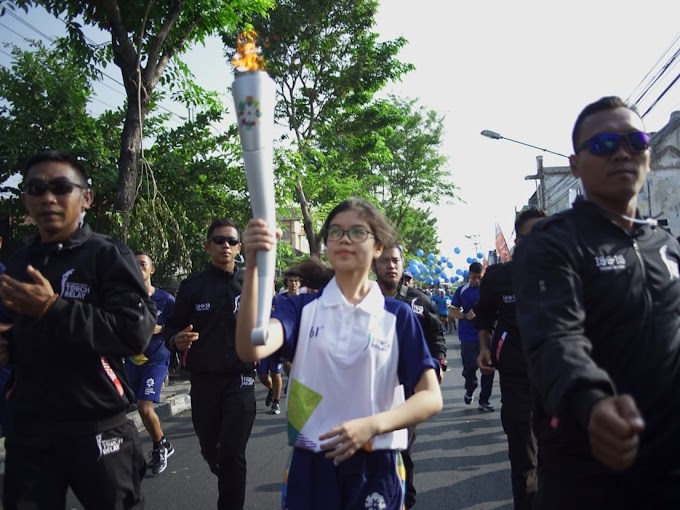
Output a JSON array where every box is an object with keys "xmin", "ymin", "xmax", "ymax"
[
  {"xmin": 439, "ymin": 255, "xmax": 447, "ymax": 263},
  {"xmin": 427, "ymin": 253, "xmax": 435, "ymax": 260},
  {"xmin": 434, "ymin": 277, "xmax": 440, "ymax": 285},
  {"xmin": 454, "ymin": 247, "xmax": 461, "ymax": 254},
  {"xmin": 435, "ymin": 266, "xmax": 442, "ymax": 274},
  {"xmin": 443, "ymin": 276, "xmax": 449, "ymax": 283},
  {"xmin": 425, "ymin": 276, "xmax": 433, "ymax": 284},
  {"xmin": 447, "ymin": 261, "xmax": 454, "ymax": 268},
  {"xmin": 456, "ymin": 269, "xmax": 463, "ymax": 275},
  {"xmin": 416, "ymin": 249, "xmax": 424, "ymax": 257},
  {"xmin": 466, "ymin": 257, "xmax": 473, "ymax": 264},
  {"xmin": 453, "ymin": 276, "xmax": 459, "ymax": 282},
  {"xmin": 411, "ymin": 266, "xmax": 421, "ymax": 275},
  {"xmin": 477, "ymin": 252, "xmax": 484, "ymax": 259},
  {"xmin": 427, "ymin": 259, "xmax": 434, "ymax": 267}
]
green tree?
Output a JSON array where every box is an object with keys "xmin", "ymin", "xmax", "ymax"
[
  {"xmin": 3, "ymin": 0, "xmax": 274, "ymax": 239},
  {"xmin": 225, "ymin": 0, "xmax": 414, "ymax": 255}
]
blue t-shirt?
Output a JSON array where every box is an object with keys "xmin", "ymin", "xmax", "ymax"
[
  {"xmin": 431, "ymin": 294, "xmax": 450, "ymax": 316},
  {"xmin": 451, "ymin": 283, "xmax": 480, "ymax": 342},
  {"xmin": 144, "ymin": 287, "xmax": 175, "ymax": 363}
]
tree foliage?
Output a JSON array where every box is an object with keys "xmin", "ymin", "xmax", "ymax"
[{"xmin": 224, "ymin": 0, "xmax": 414, "ymax": 255}]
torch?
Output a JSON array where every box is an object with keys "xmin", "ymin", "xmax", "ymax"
[{"xmin": 231, "ymin": 31, "xmax": 277, "ymax": 345}]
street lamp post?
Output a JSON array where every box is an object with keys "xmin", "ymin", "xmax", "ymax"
[{"xmin": 480, "ymin": 130, "xmax": 569, "ymax": 159}]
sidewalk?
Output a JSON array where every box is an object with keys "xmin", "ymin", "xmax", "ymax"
[{"xmin": 0, "ymin": 375, "xmax": 192, "ymax": 475}]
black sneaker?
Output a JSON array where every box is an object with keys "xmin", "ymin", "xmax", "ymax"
[
  {"xmin": 478, "ymin": 401, "xmax": 495, "ymax": 413},
  {"xmin": 270, "ymin": 402, "xmax": 281, "ymax": 415},
  {"xmin": 464, "ymin": 392, "xmax": 474, "ymax": 405},
  {"xmin": 162, "ymin": 439, "xmax": 175, "ymax": 458},
  {"xmin": 265, "ymin": 389, "xmax": 273, "ymax": 407},
  {"xmin": 149, "ymin": 445, "xmax": 169, "ymax": 475}
]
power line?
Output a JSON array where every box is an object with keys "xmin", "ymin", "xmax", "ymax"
[
  {"xmin": 642, "ymin": 70, "xmax": 680, "ymax": 118},
  {"xmin": 627, "ymin": 31, "xmax": 680, "ymax": 104}
]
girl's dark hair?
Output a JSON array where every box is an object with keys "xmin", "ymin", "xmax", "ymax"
[{"xmin": 320, "ymin": 198, "xmax": 397, "ymax": 248}]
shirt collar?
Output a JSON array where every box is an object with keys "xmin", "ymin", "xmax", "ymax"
[{"xmin": 320, "ymin": 276, "xmax": 384, "ymax": 313}]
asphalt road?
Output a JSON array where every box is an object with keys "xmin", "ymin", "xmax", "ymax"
[{"xmin": 56, "ymin": 334, "xmax": 516, "ymax": 509}]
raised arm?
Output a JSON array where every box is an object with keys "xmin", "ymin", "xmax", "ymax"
[{"xmin": 235, "ymin": 218, "xmax": 284, "ymax": 362}]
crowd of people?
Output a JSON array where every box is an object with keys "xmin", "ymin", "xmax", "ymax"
[{"xmin": 0, "ymin": 94, "xmax": 678, "ymax": 510}]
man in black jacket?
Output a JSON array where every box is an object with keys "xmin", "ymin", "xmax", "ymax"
[
  {"xmin": 165, "ymin": 219, "xmax": 256, "ymax": 510},
  {"xmin": 375, "ymin": 244, "xmax": 446, "ymax": 509},
  {"xmin": 475, "ymin": 207, "xmax": 545, "ymax": 510},
  {"xmin": 514, "ymin": 96, "xmax": 680, "ymax": 509},
  {"xmin": 0, "ymin": 150, "xmax": 156, "ymax": 510}
]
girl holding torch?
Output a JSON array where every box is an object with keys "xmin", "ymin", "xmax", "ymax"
[{"xmin": 236, "ymin": 198, "xmax": 442, "ymax": 509}]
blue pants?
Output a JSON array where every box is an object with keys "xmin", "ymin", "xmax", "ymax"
[
  {"xmin": 460, "ymin": 341, "xmax": 494, "ymax": 403},
  {"xmin": 284, "ymin": 448, "xmax": 405, "ymax": 510}
]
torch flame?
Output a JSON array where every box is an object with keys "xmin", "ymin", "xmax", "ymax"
[{"xmin": 231, "ymin": 30, "xmax": 265, "ymax": 72}]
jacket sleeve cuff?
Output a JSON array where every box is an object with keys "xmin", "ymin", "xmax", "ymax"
[
  {"xmin": 569, "ymin": 387, "xmax": 611, "ymax": 430},
  {"xmin": 45, "ymin": 297, "xmax": 68, "ymax": 320}
]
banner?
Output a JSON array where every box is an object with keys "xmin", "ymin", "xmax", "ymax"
[{"xmin": 495, "ymin": 222, "xmax": 512, "ymax": 263}]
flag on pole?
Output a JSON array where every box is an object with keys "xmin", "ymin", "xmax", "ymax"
[{"xmin": 495, "ymin": 222, "xmax": 512, "ymax": 262}]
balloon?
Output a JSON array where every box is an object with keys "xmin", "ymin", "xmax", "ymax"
[
  {"xmin": 443, "ymin": 276, "xmax": 449, "ymax": 283},
  {"xmin": 466, "ymin": 257, "xmax": 473, "ymax": 264},
  {"xmin": 447, "ymin": 261, "xmax": 453, "ymax": 268},
  {"xmin": 425, "ymin": 276, "xmax": 433, "ymax": 284},
  {"xmin": 427, "ymin": 253, "xmax": 435, "ymax": 260},
  {"xmin": 416, "ymin": 249, "xmax": 424, "ymax": 257},
  {"xmin": 440, "ymin": 255, "xmax": 447, "ymax": 263},
  {"xmin": 427, "ymin": 259, "xmax": 434, "ymax": 267},
  {"xmin": 411, "ymin": 266, "xmax": 421, "ymax": 275},
  {"xmin": 454, "ymin": 247, "xmax": 461, "ymax": 254},
  {"xmin": 434, "ymin": 277, "xmax": 440, "ymax": 285},
  {"xmin": 435, "ymin": 266, "xmax": 442, "ymax": 274},
  {"xmin": 456, "ymin": 269, "xmax": 463, "ymax": 275},
  {"xmin": 477, "ymin": 252, "xmax": 484, "ymax": 259},
  {"xmin": 453, "ymin": 276, "xmax": 459, "ymax": 282},
  {"xmin": 463, "ymin": 270, "xmax": 469, "ymax": 278}
]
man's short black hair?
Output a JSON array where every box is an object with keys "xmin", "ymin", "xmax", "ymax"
[
  {"xmin": 207, "ymin": 218, "xmax": 239, "ymax": 240},
  {"xmin": 571, "ymin": 96, "xmax": 639, "ymax": 152},
  {"xmin": 134, "ymin": 251, "xmax": 154, "ymax": 266},
  {"xmin": 469, "ymin": 262, "xmax": 483, "ymax": 274},
  {"xmin": 515, "ymin": 207, "xmax": 547, "ymax": 234},
  {"xmin": 22, "ymin": 150, "xmax": 90, "ymax": 186}
]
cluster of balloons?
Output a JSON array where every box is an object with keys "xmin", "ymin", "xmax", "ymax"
[{"xmin": 408, "ymin": 247, "xmax": 485, "ymax": 286}]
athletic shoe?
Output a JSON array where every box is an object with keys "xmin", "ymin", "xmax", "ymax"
[
  {"xmin": 478, "ymin": 401, "xmax": 495, "ymax": 413},
  {"xmin": 162, "ymin": 439, "xmax": 175, "ymax": 459},
  {"xmin": 265, "ymin": 389, "xmax": 273, "ymax": 407},
  {"xmin": 149, "ymin": 445, "xmax": 169, "ymax": 475},
  {"xmin": 270, "ymin": 402, "xmax": 281, "ymax": 415},
  {"xmin": 464, "ymin": 392, "xmax": 474, "ymax": 405}
]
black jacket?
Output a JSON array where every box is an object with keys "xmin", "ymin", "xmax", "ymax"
[
  {"xmin": 395, "ymin": 284, "xmax": 447, "ymax": 362},
  {"xmin": 4, "ymin": 224, "xmax": 156, "ymax": 428},
  {"xmin": 513, "ymin": 199, "xmax": 680, "ymax": 474},
  {"xmin": 474, "ymin": 261, "xmax": 528, "ymax": 378},
  {"xmin": 165, "ymin": 264, "xmax": 254, "ymax": 375}
]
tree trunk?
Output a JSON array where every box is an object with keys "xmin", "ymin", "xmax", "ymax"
[
  {"xmin": 295, "ymin": 176, "xmax": 320, "ymax": 257},
  {"xmin": 114, "ymin": 92, "xmax": 147, "ymax": 241}
]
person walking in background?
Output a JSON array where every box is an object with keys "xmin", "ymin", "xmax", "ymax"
[
  {"xmin": 514, "ymin": 96, "xmax": 680, "ymax": 509},
  {"xmin": 165, "ymin": 219, "xmax": 256, "ymax": 510},
  {"xmin": 375, "ymin": 243, "xmax": 446, "ymax": 509},
  {"xmin": 126, "ymin": 251, "xmax": 175, "ymax": 475},
  {"xmin": 236, "ymin": 198, "xmax": 443, "ymax": 510},
  {"xmin": 475, "ymin": 208, "xmax": 546, "ymax": 510},
  {"xmin": 431, "ymin": 288, "xmax": 451, "ymax": 333},
  {"xmin": 0, "ymin": 150, "xmax": 156, "ymax": 510},
  {"xmin": 450, "ymin": 262, "xmax": 494, "ymax": 412}
]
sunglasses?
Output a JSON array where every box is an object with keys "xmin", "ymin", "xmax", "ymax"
[
  {"xmin": 209, "ymin": 235, "xmax": 240, "ymax": 246},
  {"xmin": 25, "ymin": 178, "xmax": 88, "ymax": 196},
  {"xmin": 576, "ymin": 131, "xmax": 651, "ymax": 157}
]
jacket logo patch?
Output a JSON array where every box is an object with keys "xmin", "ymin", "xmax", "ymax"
[
  {"xmin": 60, "ymin": 268, "xmax": 91, "ymax": 300},
  {"xmin": 593, "ymin": 254, "xmax": 626, "ymax": 272},
  {"xmin": 195, "ymin": 302, "xmax": 211, "ymax": 311},
  {"xmin": 96, "ymin": 434, "xmax": 124, "ymax": 458},
  {"xmin": 502, "ymin": 294, "xmax": 516, "ymax": 303},
  {"xmin": 660, "ymin": 245, "xmax": 680, "ymax": 280}
]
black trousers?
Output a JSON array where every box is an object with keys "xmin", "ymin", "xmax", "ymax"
[
  {"xmin": 499, "ymin": 373, "xmax": 537, "ymax": 510},
  {"xmin": 402, "ymin": 426, "xmax": 417, "ymax": 508},
  {"xmin": 3, "ymin": 419, "xmax": 145, "ymax": 510},
  {"xmin": 190, "ymin": 372, "xmax": 257, "ymax": 510}
]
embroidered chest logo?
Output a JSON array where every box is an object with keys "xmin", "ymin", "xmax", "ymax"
[
  {"xmin": 502, "ymin": 294, "xmax": 516, "ymax": 304},
  {"xmin": 233, "ymin": 295, "xmax": 241, "ymax": 314},
  {"xmin": 410, "ymin": 298, "xmax": 424, "ymax": 316},
  {"xmin": 195, "ymin": 302, "xmax": 211, "ymax": 312},
  {"xmin": 659, "ymin": 245, "xmax": 680, "ymax": 280},
  {"xmin": 60, "ymin": 268, "xmax": 91, "ymax": 300},
  {"xmin": 593, "ymin": 254, "xmax": 626, "ymax": 272}
]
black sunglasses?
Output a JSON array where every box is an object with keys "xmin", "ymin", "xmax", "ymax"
[
  {"xmin": 25, "ymin": 178, "xmax": 88, "ymax": 196},
  {"xmin": 576, "ymin": 131, "xmax": 651, "ymax": 157},
  {"xmin": 209, "ymin": 235, "xmax": 240, "ymax": 246}
]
